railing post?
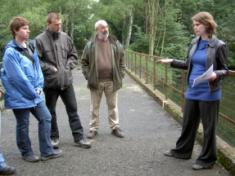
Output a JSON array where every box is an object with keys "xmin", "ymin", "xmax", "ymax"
[
  {"xmin": 153, "ymin": 56, "xmax": 156, "ymax": 89},
  {"xmin": 155, "ymin": 56, "xmax": 159, "ymax": 88},
  {"xmin": 164, "ymin": 64, "xmax": 168, "ymax": 100},
  {"xmin": 145, "ymin": 55, "xmax": 148, "ymax": 84},
  {"xmin": 139, "ymin": 54, "xmax": 142, "ymax": 79},
  {"xmin": 130, "ymin": 51, "xmax": 133, "ymax": 72},
  {"xmin": 125, "ymin": 51, "xmax": 128, "ymax": 69},
  {"xmin": 134, "ymin": 52, "xmax": 137, "ymax": 75}
]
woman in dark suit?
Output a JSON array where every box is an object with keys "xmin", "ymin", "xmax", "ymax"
[{"xmin": 159, "ymin": 11, "xmax": 228, "ymax": 170}]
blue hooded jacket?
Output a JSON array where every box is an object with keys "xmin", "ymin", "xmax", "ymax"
[{"xmin": 1, "ymin": 40, "xmax": 44, "ymax": 109}]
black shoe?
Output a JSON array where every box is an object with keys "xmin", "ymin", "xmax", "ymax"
[
  {"xmin": 75, "ymin": 139, "xmax": 91, "ymax": 149},
  {"xmin": 111, "ymin": 128, "xmax": 124, "ymax": 138},
  {"xmin": 22, "ymin": 154, "xmax": 40, "ymax": 162},
  {"xmin": 163, "ymin": 150, "xmax": 191, "ymax": 159},
  {"xmin": 0, "ymin": 165, "xmax": 16, "ymax": 175},
  {"xmin": 192, "ymin": 163, "xmax": 213, "ymax": 170},
  {"xmin": 41, "ymin": 149, "xmax": 63, "ymax": 161},
  {"xmin": 87, "ymin": 131, "xmax": 98, "ymax": 139}
]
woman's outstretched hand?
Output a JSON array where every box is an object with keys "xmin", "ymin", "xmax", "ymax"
[{"xmin": 157, "ymin": 58, "xmax": 173, "ymax": 64}]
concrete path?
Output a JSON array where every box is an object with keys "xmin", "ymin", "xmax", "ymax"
[{"xmin": 0, "ymin": 69, "xmax": 230, "ymax": 176}]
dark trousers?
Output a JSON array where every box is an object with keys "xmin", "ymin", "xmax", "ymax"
[
  {"xmin": 44, "ymin": 85, "xmax": 84, "ymax": 142},
  {"xmin": 171, "ymin": 99, "xmax": 219, "ymax": 166}
]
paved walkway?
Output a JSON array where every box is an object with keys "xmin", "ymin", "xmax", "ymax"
[{"xmin": 0, "ymin": 69, "xmax": 230, "ymax": 176}]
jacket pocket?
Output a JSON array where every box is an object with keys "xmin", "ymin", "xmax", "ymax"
[
  {"xmin": 44, "ymin": 72, "xmax": 59, "ymax": 88},
  {"xmin": 63, "ymin": 69, "xmax": 73, "ymax": 88}
]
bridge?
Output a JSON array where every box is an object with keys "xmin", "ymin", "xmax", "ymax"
[{"xmin": 0, "ymin": 65, "xmax": 232, "ymax": 176}]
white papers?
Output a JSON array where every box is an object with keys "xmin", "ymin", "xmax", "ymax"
[{"xmin": 192, "ymin": 65, "xmax": 213, "ymax": 87}]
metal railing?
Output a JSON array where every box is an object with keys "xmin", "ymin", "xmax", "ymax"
[{"xmin": 125, "ymin": 50, "xmax": 235, "ymax": 147}]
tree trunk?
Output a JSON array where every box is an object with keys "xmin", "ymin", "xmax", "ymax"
[
  {"xmin": 122, "ymin": 17, "xmax": 127, "ymax": 46},
  {"xmin": 144, "ymin": 0, "xmax": 149, "ymax": 33},
  {"xmin": 64, "ymin": 17, "xmax": 69, "ymax": 34},
  {"xmin": 70, "ymin": 21, "xmax": 74, "ymax": 41},
  {"xmin": 125, "ymin": 9, "xmax": 133, "ymax": 49},
  {"xmin": 160, "ymin": 9, "xmax": 166, "ymax": 56},
  {"xmin": 147, "ymin": 0, "xmax": 159, "ymax": 56},
  {"xmin": 147, "ymin": 0, "xmax": 159, "ymax": 55}
]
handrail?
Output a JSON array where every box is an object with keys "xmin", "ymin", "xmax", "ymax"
[
  {"xmin": 228, "ymin": 70, "xmax": 235, "ymax": 76},
  {"xmin": 127, "ymin": 50, "xmax": 235, "ymax": 77},
  {"xmin": 125, "ymin": 50, "xmax": 235, "ymax": 147}
]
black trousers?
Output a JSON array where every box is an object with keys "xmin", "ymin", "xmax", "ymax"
[
  {"xmin": 171, "ymin": 99, "xmax": 219, "ymax": 166},
  {"xmin": 44, "ymin": 85, "xmax": 84, "ymax": 142}
]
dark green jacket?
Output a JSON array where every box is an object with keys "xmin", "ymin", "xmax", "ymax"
[{"xmin": 81, "ymin": 35, "xmax": 125, "ymax": 91}]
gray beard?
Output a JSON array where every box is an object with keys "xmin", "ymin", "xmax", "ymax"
[{"xmin": 97, "ymin": 32, "xmax": 109, "ymax": 41}]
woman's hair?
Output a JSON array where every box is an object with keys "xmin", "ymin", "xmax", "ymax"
[
  {"xmin": 192, "ymin": 12, "xmax": 217, "ymax": 37},
  {"xmin": 9, "ymin": 16, "xmax": 29, "ymax": 38}
]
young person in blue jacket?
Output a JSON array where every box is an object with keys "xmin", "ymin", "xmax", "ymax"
[{"xmin": 1, "ymin": 16, "xmax": 62, "ymax": 163}]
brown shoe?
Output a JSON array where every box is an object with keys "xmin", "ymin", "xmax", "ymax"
[
  {"xmin": 87, "ymin": 131, "xmax": 98, "ymax": 139},
  {"xmin": 111, "ymin": 128, "xmax": 124, "ymax": 138}
]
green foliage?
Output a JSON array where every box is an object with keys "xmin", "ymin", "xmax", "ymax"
[
  {"xmin": 129, "ymin": 26, "xmax": 149, "ymax": 53},
  {"xmin": 0, "ymin": 0, "xmax": 49, "ymax": 56},
  {"xmin": 155, "ymin": 0, "xmax": 190, "ymax": 59},
  {"xmin": 213, "ymin": 0, "xmax": 235, "ymax": 65},
  {"xmin": 0, "ymin": 0, "xmax": 235, "ymax": 65}
]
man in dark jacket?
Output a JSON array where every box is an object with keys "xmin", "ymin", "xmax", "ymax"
[
  {"xmin": 35, "ymin": 12, "xmax": 90, "ymax": 149},
  {"xmin": 81, "ymin": 20, "xmax": 125, "ymax": 139}
]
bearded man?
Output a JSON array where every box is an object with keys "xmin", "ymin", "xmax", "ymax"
[{"xmin": 81, "ymin": 20, "xmax": 125, "ymax": 139}]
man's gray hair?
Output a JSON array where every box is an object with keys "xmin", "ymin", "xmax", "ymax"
[{"xmin": 95, "ymin": 20, "xmax": 108, "ymax": 30}]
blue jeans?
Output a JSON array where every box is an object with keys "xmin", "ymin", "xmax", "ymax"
[{"xmin": 13, "ymin": 101, "xmax": 54, "ymax": 157}]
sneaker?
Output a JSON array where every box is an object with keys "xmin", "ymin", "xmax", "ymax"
[
  {"xmin": 111, "ymin": 128, "xmax": 124, "ymax": 138},
  {"xmin": 75, "ymin": 139, "xmax": 91, "ymax": 149},
  {"xmin": 87, "ymin": 131, "xmax": 98, "ymax": 139},
  {"xmin": 22, "ymin": 154, "xmax": 40, "ymax": 162},
  {"xmin": 192, "ymin": 163, "xmax": 213, "ymax": 170},
  {"xmin": 41, "ymin": 149, "xmax": 63, "ymax": 161},
  {"xmin": 0, "ymin": 165, "xmax": 16, "ymax": 175},
  {"xmin": 51, "ymin": 138, "xmax": 60, "ymax": 149}
]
